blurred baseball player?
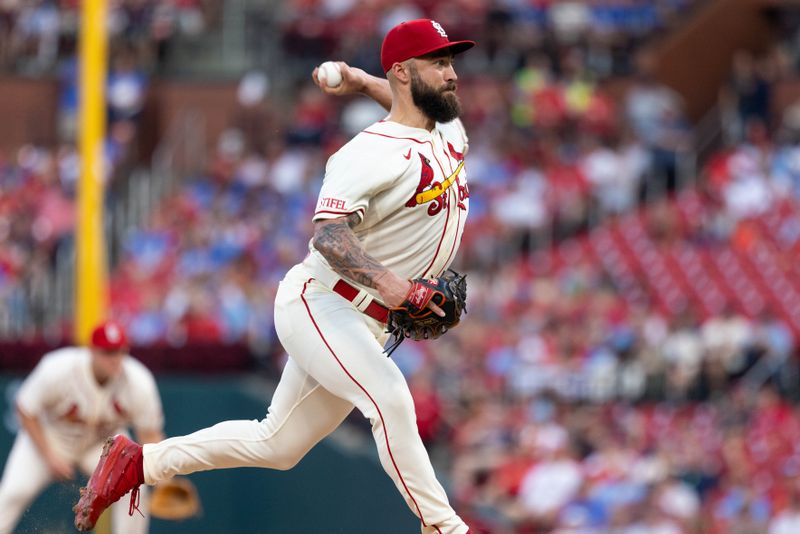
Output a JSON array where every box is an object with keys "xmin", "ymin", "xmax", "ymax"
[
  {"xmin": 75, "ymin": 19, "xmax": 475, "ymax": 534},
  {"xmin": 0, "ymin": 320, "xmax": 163, "ymax": 534}
]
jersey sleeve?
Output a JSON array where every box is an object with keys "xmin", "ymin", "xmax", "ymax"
[
  {"xmin": 15, "ymin": 353, "xmax": 61, "ymax": 416},
  {"xmin": 313, "ymin": 134, "xmax": 409, "ymax": 223},
  {"xmin": 127, "ymin": 362, "xmax": 164, "ymax": 433}
]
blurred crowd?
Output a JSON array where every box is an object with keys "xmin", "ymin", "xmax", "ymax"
[
  {"xmin": 0, "ymin": 0, "xmax": 215, "ymax": 75},
  {"xmin": 0, "ymin": 143, "xmax": 77, "ymax": 333},
  {"xmin": 3, "ymin": 1, "xmax": 800, "ymax": 532},
  {"xmin": 281, "ymin": 0, "xmax": 696, "ymax": 78},
  {"xmin": 443, "ymin": 384, "xmax": 800, "ymax": 533},
  {"xmin": 0, "ymin": 1, "xmax": 701, "ymax": 81}
]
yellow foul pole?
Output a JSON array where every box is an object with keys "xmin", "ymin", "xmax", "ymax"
[{"xmin": 76, "ymin": 0, "xmax": 109, "ymax": 344}]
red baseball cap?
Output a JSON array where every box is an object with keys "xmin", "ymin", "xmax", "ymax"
[
  {"xmin": 381, "ymin": 19, "xmax": 475, "ymax": 73},
  {"xmin": 90, "ymin": 320, "xmax": 128, "ymax": 351}
]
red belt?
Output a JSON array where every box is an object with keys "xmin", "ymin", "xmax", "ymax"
[{"xmin": 332, "ymin": 280, "xmax": 390, "ymax": 324}]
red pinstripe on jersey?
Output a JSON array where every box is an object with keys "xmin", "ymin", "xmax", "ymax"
[
  {"xmin": 438, "ymin": 140, "xmax": 465, "ymax": 275},
  {"xmin": 420, "ymin": 194, "xmax": 451, "ymax": 278},
  {"xmin": 439, "ymin": 197, "xmax": 462, "ymax": 276}
]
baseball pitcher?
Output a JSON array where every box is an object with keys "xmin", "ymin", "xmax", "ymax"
[{"xmin": 75, "ymin": 19, "xmax": 476, "ymax": 534}]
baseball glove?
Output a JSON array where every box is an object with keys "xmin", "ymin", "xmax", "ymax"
[
  {"xmin": 150, "ymin": 477, "xmax": 201, "ymax": 521},
  {"xmin": 385, "ymin": 269, "xmax": 467, "ymax": 354}
]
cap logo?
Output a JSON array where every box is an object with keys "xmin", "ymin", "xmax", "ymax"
[
  {"xmin": 380, "ymin": 18, "xmax": 474, "ymax": 73},
  {"xmin": 431, "ymin": 20, "xmax": 447, "ymax": 38},
  {"xmin": 106, "ymin": 324, "xmax": 120, "ymax": 343}
]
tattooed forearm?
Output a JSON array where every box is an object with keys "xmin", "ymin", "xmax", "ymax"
[{"xmin": 312, "ymin": 214, "xmax": 389, "ymax": 289}]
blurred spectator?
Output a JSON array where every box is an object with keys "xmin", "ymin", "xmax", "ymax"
[
  {"xmin": 516, "ymin": 424, "xmax": 583, "ymax": 528},
  {"xmin": 625, "ymin": 50, "xmax": 691, "ymax": 196},
  {"xmin": 579, "ymin": 132, "xmax": 648, "ymax": 215},
  {"xmin": 701, "ymin": 306, "xmax": 753, "ymax": 378},
  {"xmin": 720, "ymin": 50, "xmax": 773, "ymax": 144},
  {"xmin": 232, "ymin": 70, "xmax": 275, "ymax": 154},
  {"xmin": 107, "ymin": 44, "xmax": 148, "ymax": 127},
  {"xmin": 10, "ymin": 0, "xmax": 60, "ymax": 73}
]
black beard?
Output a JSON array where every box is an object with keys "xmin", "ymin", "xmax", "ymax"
[{"xmin": 410, "ymin": 70, "xmax": 461, "ymax": 123}]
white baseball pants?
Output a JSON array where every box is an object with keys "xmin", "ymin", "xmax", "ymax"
[
  {"xmin": 142, "ymin": 265, "xmax": 468, "ymax": 534},
  {"xmin": 0, "ymin": 432, "xmax": 149, "ymax": 534}
]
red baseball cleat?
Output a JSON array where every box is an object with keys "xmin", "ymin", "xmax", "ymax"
[{"xmin": 73, "ymin": 434, "xmax": 144, "ymax": 531}]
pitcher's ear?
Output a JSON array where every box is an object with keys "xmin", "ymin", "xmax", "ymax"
[{"xmin": 391, "ymin": 61, "xmax": 412, "ymax": 84}]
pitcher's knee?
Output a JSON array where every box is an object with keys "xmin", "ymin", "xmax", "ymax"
[
  {"xmin": 270, "ymin": 452, "xmax": 302, "ymax": 471},
  {"xmin": 367, "ymin": 384, "xmax": 417, "ymax": 425}
]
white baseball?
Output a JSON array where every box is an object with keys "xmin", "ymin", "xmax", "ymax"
[{"xmin": 317, "ymin": 61, "xmax": 342, "ymax": 88}]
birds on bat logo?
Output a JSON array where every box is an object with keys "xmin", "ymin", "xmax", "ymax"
[
  {"xmin": 406, "ymin": 153, "xmax": 448, "ymax": 216},
  {"xmin": 406, "ymin": 150, "xmax": 469, "ymax": 215}
]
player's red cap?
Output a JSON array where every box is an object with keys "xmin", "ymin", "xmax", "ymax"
[
  {"xmin": 380, "ymin": 19, "xmax": 475, "ymax": 73},
  {"xmin": 90, "ymin": 320, "xmax": 128, "ymax": 351}
]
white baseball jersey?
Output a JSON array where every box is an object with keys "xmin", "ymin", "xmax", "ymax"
[
  {"xmin": 306, "ymin": 118, "xmax": 469, "ymax": 295},
  {"xmin": 15, "ymin": 347, "xmax": 163, "ymax": 457}
]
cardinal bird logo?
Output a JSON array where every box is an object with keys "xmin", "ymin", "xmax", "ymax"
[
  {"xmin": 447, "ymin": 142, "xmax": 464, "ymax": 161},
  {"xmin": 406, "ymin": 153, "xmax": 435, "ymax": 208},
  {"xmin": 406, "ymin": 153, "xmax": 448, "ymax": 216}
]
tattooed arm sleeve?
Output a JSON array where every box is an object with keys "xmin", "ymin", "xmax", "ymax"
[{"xmin": 312, "ymin": 213, "xmax": 389, "ymax": 290}]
